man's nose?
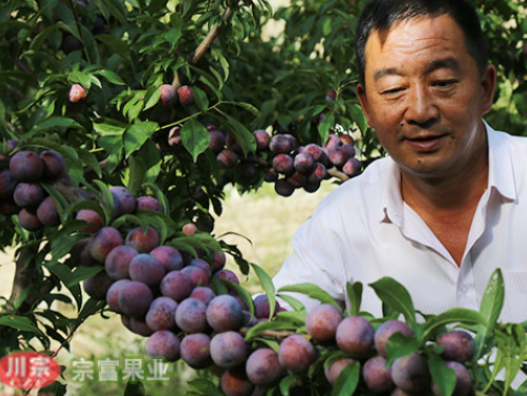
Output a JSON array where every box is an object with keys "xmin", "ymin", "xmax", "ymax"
[{"xmin": 404, "ymin": 85, "xmax": 439, "ymax": 126}]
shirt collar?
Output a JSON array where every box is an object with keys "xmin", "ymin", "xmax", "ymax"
[{"xmin": 379, "ymin": 120, "xmax": 517, "ymax": 225}]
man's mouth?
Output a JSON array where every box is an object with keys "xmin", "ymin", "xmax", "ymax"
[{"xmin": 403, "ymin": 134, "xmax": 447, "ymax": 151}]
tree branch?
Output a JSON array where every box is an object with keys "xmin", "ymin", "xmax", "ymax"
[{"xmin": 191, "ymin": 5, "xmax": 237, "ymax": 64}]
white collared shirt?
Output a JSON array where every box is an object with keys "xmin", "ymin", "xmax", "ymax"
[{"xmin": 273, "ymin": 122, "xmax": 527, "ymax": 323}]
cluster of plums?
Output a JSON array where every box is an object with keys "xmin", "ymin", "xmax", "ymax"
[{"xmin": 0, "ymin": 145, "xmax": 68, "ymax": 231}]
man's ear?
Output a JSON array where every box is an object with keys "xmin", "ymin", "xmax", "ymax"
[
  {"xmin": 357, "ymin": 84, "xmax": 375, "ymax": 128},
  {"xmin": 481, "ymin": 64, "xmax": 496, "ymax": 115}
]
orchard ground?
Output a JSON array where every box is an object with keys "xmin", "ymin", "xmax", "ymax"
[{"xmin": 0, "ymin": 181, "xmax": 337, "ymax": 395}]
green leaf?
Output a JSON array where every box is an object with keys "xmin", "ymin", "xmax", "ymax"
[
  {"xmin": 369, "ymin": 277, "xmax": 416, "ymax": 324},
  {"xmin": 125, "ymin": 156, "xmax": 146, "ymax": 196},
  {"xmin": 346, "ymin": 281, "xmax": 362, "ymax": 316},
  {"xmin": 94, "ymin": 69, "xmax": 125, "ymax": 85},
  {"xmin": 349, "ymin": 103, "xmax": 368, "ymax": 133},
  {"xmin": 279, "ymin": 375, "xmax": 301, "ymax": 396},
  {"xmin": 77, "ymin": 148, "xmax": 102, "ymax": 178},
  {"xmin": 143, "ymin": 182, "xmax": 170, "ymax": 216},
  {"xmin": 225, "ymin": 101, "xmax": 261, "ymax": 117},
  {"xmin": 143, "ymin": 85, "xmax": 161, "ymax": 111},
  {"xmin": 384, "ymin": 332, "xmax": 421, "ymax": 366},
  {"xmin": 251, "ymin": 263, "xmax": 276, "ymax": 318},
  {"xmin": 331, "ymin": 360, "xmax": 360, "ymax": 396},
  {"xmin": 278, "ymin": 283, "xmax": 339, "ymax": 308},
  {"xmin": 123, "ymin": 121, "xmax": 158, "ymax": 159},
  {"xmin": 318, "ymin": 111, "xmax": 335, "ymax": 142},
  {"xmin": 223, "ymin": 280, "xmax": 255, "ymax": 321},
  {"xmin": 245, "ymin": 320, "xmax": 298, "ymax": 340},
  {"xmin": 28, "ymin": 117, "xmax": 84, "ymax": 134},
  {"xmin": 93, "ymin": 179, "xmax": 114, "ymax": 223},
  {"xmin": 475, "ymin": 269, "xmax": 504, "ymax": 359},
  {"xmin": 428, "ymin": 354, "xmax": 456, "ymax": 396},
  {"xmin": 193, "ymin": 87, "xmax": 209, "ymax": 112},
  {"xmin": 276, "ymin": 293, "xmax": 306, "ymax": 312},
  {"xmin": 423, "ymin": 308, "xmax": 487, "ymax": 339},
  {"xmin": 217, "ymin": 109, "xmax": 256, "ymax": 156},
  {"xmin": 0, "ymin": 315, "xmax": 45, "ymax": 337},
  {"xmin": 181, "ymin": 118, "xmax": 210, "ymax": 162}
]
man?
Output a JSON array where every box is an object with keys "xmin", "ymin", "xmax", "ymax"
[{"xmin": 273, "ymin": 0, "xmax": 527, "ymax": 323}]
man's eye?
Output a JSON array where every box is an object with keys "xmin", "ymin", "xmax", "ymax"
[
  {"xmin": 382, "ymin": 88, "xmax": 404, "ymax": 95},
  {"xmin": 433, "ymin": 80, "xmax": 458, "ymax": 87}
]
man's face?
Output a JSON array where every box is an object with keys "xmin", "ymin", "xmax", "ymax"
[{"xmin": 357, "ymin": 15, "xmax": 496, "ymax": 180}]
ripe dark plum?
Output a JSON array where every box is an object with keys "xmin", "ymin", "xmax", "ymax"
[
  {"xmin": 374, "ymin": 320, "xmax": 414, "ymax": 358},
  {"xmin": 40, "ymin": 150, "xmax": 66, "ymax": 179},
  {"xmin": 274, "ymin": 179, "xmax": 295, "ymax": 197},
  {"xmin": 437, "ymin": 330, "xmax": 476, "ymax": 363},
  {"xmin": 246, "ymin": 348, "xmax": 285, "ymax": 386},
  {"xmin": 150, "ymin": 245, "xmax": 183, "ymax": 271},
  {"xmin": 189, "ymin": 257, "xmax": 212, "ymax": 276},
  {"xmin": 431, "ymin": 361, "xmax": 471, "ymax": 396},
  {"xmin": 283, "ymin": 134, "xmax": 297, "ymax": 149},
  {"xmin": 70, "ymin": 238, "xmax": 98, "ymax": 267},
  {"xmin": 390, "ymin": 389, "xmax": 415, "ymax": 396},
  {"xmin": 210, "ymin": 331, "xmax": 248, "ymax": 369},
  {"xmin": 278, "ymin": 334, "xmax": 318, "ymax": 374},
  {"xmin": 253, "ymin": 294, "xmax": 280, "ymax": 319},
  {"xmin": 212, "ymin": 250, "xmax": 226, "ymax": 272},
  {"xmin": 302, "ymin": 144, "xmax": 324, "ymax": 161},
  {"xmin": 324, "ymin": 134, "xmax": 341, "ymax": 150},
  {"xmin": 328, "ymin": 147, "xmax": 350, "ymax": 168},
  {"xmin": 206, "ymin": 294, "xmax": 243, "ymax": 332},
  {"xmin": 294, "ymin": 153, "xmax": 316, "ymax": 174},
  {"xmin": 110, "ymin": 186, "xmax": 136, "ymax": 218},
  {"xmin": 76, "ymin": 209, "xmax": 104, "ymax": 233},
  {"xmin": 269, "ymin": 134, "xmax": 293, "ymax": 154},
  {"xmin": 175, "ymin": 298, "xmax": 208, "ymax": 333},
  {"xmin": 221, "ymin": 368, "xmax": 254, "ymax": 396},
  {"xmin": 129, "ymin": 253, "xmax": 166, "ymax": 286},
  {"xmin": 181, "ymin": 265, "xmax": 209, "ymax": 288},
  {"xmin": 145, "ymin": 296, "xmax": 178, "ymax": 332},
  {"xmin": 272, "ymin": 154, "xmax": 294, "ymax": 175},
  {"xmin": 340, "ymin": 134, "xmax": 354, "ymax": 145},
  {"xmin": 253, "ymin": 129, "xmax": 270, "ymax": 150},
  {"xmin": 391, "ymin": 353, "xmax": 430, "ymax": 394},
  {"xmin": 213, "ymin": 269, "xmax": 240, "ymax": 285},
  {"xmin": 226, "ymin": 134, "xmax": 243, "ymax": 153},
  {"xmin": 217, "ymin": 149, "xmax": 239, "ymax": 169},
  {"xmin": 324, "ymin": 358, "xmax": 356, "ymax": 386},
  {"xmin": 363, "ymin": 356, "xmax": 395, "ymax": 393},
  {"xmin": 129, "ymin": 317, "xmax": 154, "ymax": 337},
  {"xmin": 209, "ymin": 129, "xmax": 226, "ymax": 153},
  {"xmin": 180, "ymin": 333, "xmax": 212, "ymax": 369},
  {"xmin": 117, "ymin": 280, "xmax": 153, "ymax": 317},
  {"xmin": 106, "ymin": 279, "xmax": 131, "ymax": 313},
  {"xmin": 264, "ymin": 168, "xmax": 278, "ymax": 182},
  {"xmin": 160, "ymin": 271, "xmax": 192, "ymax": 301},
  {"xmin": 13, "ymin": 182, "xmax": 45, "ymax": 208},
  {"xmin": 83, "ymin": 271, "xmax": 114, "ymax": 300},
  {"xmin": 335, "ymin": 316, "xmax": 374, "ymax": 356},
  {"xmin": 158, "ymin": 84, "xmax": 177, "ymax": 106},
  {"xmin": 303, "ymin": 180, "xmax": 320, "ymax": 193},
  {"xmin": 286, "ymin": 171, "xmax": 307, "ymax": 189},
  {"xmin": 125, "ymin": 226, "xmax": 160, "ymax": 253},
  {"xmin": 136, "ymin": 196, "xmax": 163, "ymax": 213},
  {"xmin": 146, "ymin": 330, "xmax": 180, "ymax": 362},
  {"xmin": 0, "ymin": 200, "xmax": 18, "ymax": 216},
  {"xmin": 343, "ymin": 158, "xmax": 362, "ymax": 177},
  {"xmin": 305, "ymin": 304, "xmax": 343, "ymax": 342},
  {"xmin": 9, "ymin": 151, "xmax": 44, "ymax": 181},
  {"xmin": 18, "ymin": 209, "xmax": 43, "ymax": 231},
  {"xmin": 36, "ymin": 196, "xmax": 60, "ymax": 226},
  {"xmin": 105, "ymin": 245, "xmax": 138, "ymax": 280},
  {"xmin": 341, "ymin": 144, "xmax": 356, "ymax": 158},
  {"xmin": 88, "ymin": 226, "xmax": 124, "ymax": 263},
  {"xmin": 189, "ymin": 287, "xmax": 215, "ymax": 305},
  {"xmin": 308, "ymin": 163, "xmax": 327, "ymax": 184},
  {"xmin": 0, "ymin": 169, "xmax": 16, "ymax": 198},
  {"xmin": 177, "ymin": 85, "xmax": 195, "ymax": 106}
]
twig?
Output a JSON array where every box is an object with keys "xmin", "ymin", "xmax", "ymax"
[
  {"xmin": 239, "ymin": 327, "xmax": 309, "ymax": 339},
  {"xmin": 171, "ymin": 71, "xmax": 181, "ymax": 90},
  {"xmin": 191, "ymin": 5, "xmax": 237, "ymax": 64},
  {"xmin": 327, "ymin": 167, "xmax": 350, "ymax": 182}
]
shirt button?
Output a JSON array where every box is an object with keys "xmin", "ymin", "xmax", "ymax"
[{"xmin": 461, "ymin": 285, "xmax": 469, "ymax": 294}]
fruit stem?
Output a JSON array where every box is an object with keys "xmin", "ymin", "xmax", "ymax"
[
  {"xmin": 327, "ymin": 167, "xmax": 350, "ymax": 182},
  {"xmin": 171, "ymin": 71, "xmax": 181, "ymax": 90}
]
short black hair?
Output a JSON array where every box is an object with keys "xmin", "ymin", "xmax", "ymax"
[{"xmin": 356, "ymin": 0, "xmax": 488, "ymax": 86}]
